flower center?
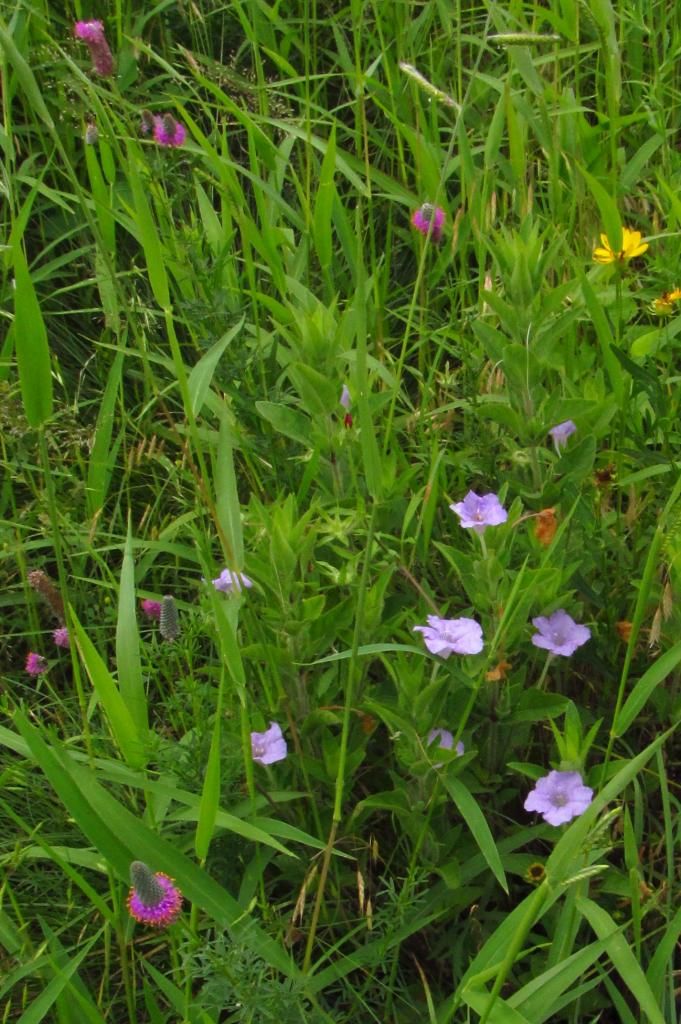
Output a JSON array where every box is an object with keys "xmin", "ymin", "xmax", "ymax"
[
  {"xmin": 551, "ymin": 791, "xmax": 568, "ymax": 807},
  {"xmin": 253, "ymin": 740, "xmax": 267, "ymax": 757}
]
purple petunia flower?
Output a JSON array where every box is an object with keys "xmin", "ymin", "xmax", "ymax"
[
  {"xmin": 141, "ymin": 599, "xmax": 163, "ymax": 620},
  {"xmin": 340, "ymin": 384, "xmax": 351, "ymax": 410},
  {"xmin": 413, "ymin": 615, "xmax": 483, "ymax": 657},
  {"xmin": 25, "ymin": 652, "xmax": 47, "ymax": 676},
  {"xmin": 427, "ymin": 728, "xmax": 464, "ymax": 757},
  {"xmin": 53, "ymin": 627, "xmax": 70, "ymax": 649},
  {"xmin": 549, "ymin": 420, "xmax": 577, "ymax": 451},
  {"xmin": 152, "ymin": 114, "xmax": 186, "ymax": 148},
  {"xmin": 212, "ymin": 569, "xmax": 253, "ymax": 593},
  {"xmin": 411, "ymin": 203, "xmax": 445, "ymax": 242},
  {"xmin": 531, "ymin": 609, "xmax": 591, "ymax": 657},
  {"xmin": 251, "ymin": 722, "xmax": 287, "ymax": 765},
  {"xmin": 127, "ymin": 861, "xmax": 183, "ymax": 928},
  {"xmin": 524, "ymin": 770, "xmax": 593, "ymax": 826},
  {"xmin": 74, "ymin": 20, "xmax": 114, "ymax": 77},
  {"xmin": 450, "ymin": 490, "xmax": 508, "ymax": 535}
]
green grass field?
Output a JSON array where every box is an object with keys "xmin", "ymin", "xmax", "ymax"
[{"xmin": 1, "ymin": 1, "xmax": 680, "ymax": 1021}]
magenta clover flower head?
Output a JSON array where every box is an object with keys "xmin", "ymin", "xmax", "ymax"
[
  {"xmin": 152, "ymin": 114, "xmax": 187, "ymax": 148},
  {"xmin": 251, "ymin": 722, "xmax": 287, "ymax": 765},
  {"xmin": 212, "ymin": 569, "xmax": 253, "ymax": 593},
  {"xmin": 427, "ymin": 728, "xmax": 464, "ymax": 757},
  {"xmin": 413, "ymin": 615, "xmax": 483, "ymax": 658},
  {"xmin": 73, "ymin": 20, "xmax": 114, "ymax": 78},
  {"xmin": 340, "ymin": 384, "xmax": 351, "ymax": 410},
  {"xmin": 411, "ymin": 203, "xmax": 445, "ymax": 241},
  {"xmin": 141, "ymin": 599, "xmax": 163, "ymax": 620},
  {"xmin": 25, "ymin": 652, "xmax": 48, "ymax": 676},
  {"xmin": 53, "ymin": 627, "xmax": 70, "ymax": 649},
  {"xmin": 531, "ymin": 609, "xmax": 591, "ymax": 657},
  {"xmin": 549, "ymin": 420, "xmax": 577, "ymax": 450},
  {"xmin": 127, "ymin": 861, "xmax": 183, "ymax": 928},
  {"xmin": 450, "ymin": 490, "xmax": 508, "ymax": 535},
  {"xmin": 524, "ymin": 770, "xmax": 593, "ymax": 826}
]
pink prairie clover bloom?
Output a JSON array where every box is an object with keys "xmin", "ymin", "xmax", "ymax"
[
  {"xmin": 414, "ymin": 615, "xmax": 483, "ymax": 657},
  {"xmin": 25, "ymin": 652, "xmax": 47, "ymax": 676},
  {"xmin": 74, "ymin": 20, "xmax": 114, "ymax": 77},
  {"xmin": 524, "ymin": 770, "xmax": 593, "ymax": 826},
  {"xmin": 127, "ymin": 861, "xmax": 182, "ymax": 928},
  {"xmin": 212, "ymin": 569, "xmax": 253, "ymax": 593},
  {"xmin": 152, "ymin": 115, "xmax": 186, "ymax": 148},
  {"xmin": 450, "ymin": 491, "xmax": 507, "ymax": 534},
  {"xmin": 251, "ymin": 722, "xmax": 287, "ymax": 765},
  {"xmin": 53, "ymin": 627, "xmax": 70, "ymax": 649},
  {"xmin": 531, "ymin": 609, "xmax": 591, "ymax": 657},
  {"xmin": 549, "ymin": 420, "xmax": 577, "ymax": 450},
  {"xmin": 411, "ymin": 203, "xmax": 445, "ymax": 241},
  {"xmin": 427, "ymin": 728, "xmax": 464, "ymax": 757},
  {"xmin": 141, "ymin": 599, "xmax": 163, "ymax": 620}
]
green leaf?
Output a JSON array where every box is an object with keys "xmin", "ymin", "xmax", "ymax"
[
  {"xmin": 13, "ymin": 245, "xmax": 52, "ymax": 427},
  {"xmin": 256, "ymin": 400, "xmax": 312, "ymax": 445},
  {"xmin": 214, "ymin": 408, "xmax": 243, "ymax": 569},
  {"xmin": 443, "ymin": 778, "xmax": 508, "ymax": 893},
  {"xmin": 614, "ymin": 639, "xmax": 681, "ymax": 737},
  {"xmin": 313, "ymin": 125, "xmax": 337, "ymax": 271},
  {"xmin": 188, "ymin": 317, "xmax": 244, "ymax": 417},
  {"xmin": 576, "ymin": 163, "xmax": 621, "ymax": 253},
  {"xmin": 116, "ymin": 523, "xmax": 148, "ymax": 744},
  {"xmin": 86, "ymin": 350, "xmax": 123, "ymax": 519}
]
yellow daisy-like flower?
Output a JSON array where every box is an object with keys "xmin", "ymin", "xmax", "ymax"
[
  {"xmin": 592, "ymin": 226, "xmax": 649, "ymax": 264},
  {"xmin": 649, "ymin": 288, "xmax": 681, "ymax": 316}
]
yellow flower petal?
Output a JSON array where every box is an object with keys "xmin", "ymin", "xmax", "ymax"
[{"xmin": 593, "ymin": 247, "xmax": 615, "ymax": 264}]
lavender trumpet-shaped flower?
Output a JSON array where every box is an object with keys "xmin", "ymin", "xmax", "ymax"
[
  {"xmin": 74, "ymin": 20, "xmax": 115, "ymax": 78},
  {"xmin": 531, "ymin": 609, "xmax": 591, "ymax": 657},
  {"xmin": 548, "ymin": 420, "xmax": 577, "ymax": 451},
  {"xmin": 427, "ymin": 728, "xmax": 464, "ymax": 757},
  {"xmin": 251, "ymin": 722, "xmax": 288, "ymax": 765},
  {"xmin": 212, "ymin": 569, "xmax": 253, "ymax": 593},
  {"xmin": 450, "ymin": 491, "xmax": 508, "ymax": 535},
  {"xmin": 413, "ymin": 615, "xmax": 483, "ymax": 657},
  {"xmin": 524, "ymin": 770, "xmax": 593, "ymax": 826},
  {"xmin": 127, "ymin": 861, "xmax": 183, "ymax": 927}
]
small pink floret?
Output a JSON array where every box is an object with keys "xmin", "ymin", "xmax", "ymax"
[
  {"xmin": 53, "ymin": 627, "xmax": 70, "ymax": 649},
  {"xmin": 141, "ymin": 599, "xmax": 163, "ymax": 620},
  {"xmin": 152, "ymin": 116, "xmax": 187, "ymax": 148},
  {"xmin": 74, "ymin": 20, "xmax": 104, "ymax": 42},
  {"xmin": 127, "ymin": 873, "xmax": 183, "ymax": 927},
  {"xmin": 26, "ymin": 652, "xmax": 48, "ymax": 676},
  {"xmin": 411, "ymin": 203, "xmax": 445, "ymax": 241}
]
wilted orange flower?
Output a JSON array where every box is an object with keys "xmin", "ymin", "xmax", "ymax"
[
  {"xmin": 486, "ymin": 659, "xmax": 511, "ymax": 682},
  {"xmin": 534, "ymin": 508, "xmax": 558, "ymax": 546},
  {"xmin": 616, "ymin": 620, "xmax": 633, "ymax": 643},
  {"xmin": 593, "ymin": 226, "xmax": 648, "ymax": 264},
  {"xmin": 650, "ymin": 288, "xmax": 681, "ymax": 315}
]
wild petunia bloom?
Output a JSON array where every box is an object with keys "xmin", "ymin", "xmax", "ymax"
[
  {"xmin": 141, "ymin": 599, "xmax": 162, "ymax": 620},
  {"xmin": 450, "ymin": 491, "xmax": 507, "ymax": 535},
  {"xmin": 251, "ymin": 722, "xmax": 287, "ymax": 765},
  {"xmin": 212, "ymin": 569, "xmax": 253, "ymax": 593},
  {"xmin": 25, "ymin": 652, "xmax": 47, "ymax": 676},
  {"xmin": 127, "ymin": 861, "xmax": 183, "ymax": 927},
  {"xmin": 427, "ymin": 728, "xmax": 464, "ymax": 757},
  {"xmin": 74, "ymin": 20, "xmax": 114, "ymax": 77},
  {"xmin": 548, "ymin": 420, "xmax": 577, "ymax": 451},
  {"xmin": 592, "ymin": 227, "xmax": 648, "ymax": 265},
  {"xmin": 524, "ymin": 770, "xmax": 593, "ymax": 826},
  {"xmin": 531, "ymin": 609, "xmax": 591, "ymax": 657},
  {"xmin": 413, "ymin": 615, "xmax": 483, "ymax": 657},
  {"xmin": 53, "ymin": 627, "xmax": 70, "ymax": 649},
  {"xmin": 411, "ymin": 203, "xmax": 445, "ymax": 242},
  {"xmin": 340, "ymin": 384, "xmax": 353, "ymax": 427}
]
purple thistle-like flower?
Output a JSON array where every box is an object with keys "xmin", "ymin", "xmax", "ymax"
[
  {"xmin": 251, "ymin": 722, "xmax": 287, "ymax": 765},
  {"xmin": 127, "ymin": 861, "xmax": 183, "ymax": 928},
  {"xmin": 340, "ymin": 384, "xmax": 351, "ymax": 410},
  {"xmin": 212, "ymin": 569, "xmax": 253, "ymax": 593},
  {"xmin": 141, "ymin": 599, "xmax": 163, "ymax": 620},
  {"xmin": 413, "ymin": 615, "xmax": 483, "ymax": 657},
  {"xmin": 152, "ymin": 114, "xmax": 187, "ymax": 148},
  {"xmin": 450, "ymin": 491, "xmax": 508, "ymax": 535},
  {"xmin": 524, "ymin": 770, "xmax": 593, "ymax": 826},
  {"xmin": 531, "ymin": 609, "xmax": 591, "ymax": 657},
  {"xmin": 427, "ymin": 728, "xmax": 464, "ymax": 757},
  {"xmin": 53, "ymin": 627, "xmax": 70, "ymax": 649},
  {"xmin": 411, "ymin": 203, "xmax": 445, "ymax": 241},
  {"xmin": 74, "ymin": 20, "xmax": 114, "ymax": 77},
  {"xmin": 549, "ymin": 420, "xmax": 577, "ymax": 450},
  {"xmin": 25, "ymin": 652, "xmax": 47, "ymax": 676}
]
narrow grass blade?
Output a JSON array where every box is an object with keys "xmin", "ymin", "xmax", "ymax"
[
  {"xmin": 614, "ymin": 639, "xmax": 681, "ymax": 738},
  {"xmin": 443, "ymin": 778, "xmax": 508, "ymax": 893},
  {"xmin": 188, "ymin": 317, "xmax": 244, "ymax": 417},
  {"xmin": 13, "ymin": 245, "xmax": 53, "ymax": 428},
  {"xmin": 86, "ymin": 350, "xmax": 123, "ymax": 519},
  {"xmin": 214, "ymin": 409, "xmax": 243, "ymax": 568},
  {"xmin": 313, "ymin": 125, "xmax": 337, "ymax": 273},
  {"xmin": 15, "ymin": 931, "xmax": 98, "ymax": 1024},
  {"xmin": 194, "ymin": 672, "xmax": 224, "ymax": 861},
  {"xmin": 116, "ymin": 523, "xmax": 149, "ymax": 744},
  {"xmin": 576, "ymin": 162, "xmax": 621, "ymax": 251}
]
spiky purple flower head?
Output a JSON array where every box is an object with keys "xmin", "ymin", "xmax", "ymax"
[
  {"xmin": 413, "ymin": 615, "xmax": 483, "ymax": 657},
  {"xmin": 411, "ymin": 203, "xmax": 445, "ymax": 241},
  {"xmin": 251, "ymin": 722, "xmax": 287, "ymax": 765},
  {"xmin": 531, "ymin": 609, "xmax": 591, "ymax": 657},
  {"xmin": 212, "ymin": 569, "xmax": 253, "ymax": 593},
  {"xmin": 127, "ymin": 861, "xmax": 183, "ymax": 928},
  {"xmin": 450, "ymin": 491, "xmax": 508, "ymax": 535},
  {"xmin": 524, "ymin": 770, "xmax": 593, "ymax": 826},
  {"xmin": 74, "ymin": 20, "xmax": 114, "ymax": 77},
  {"xmin": 549, "ymin": 420, "xmax": 577, "ymax": 451},
  {"xmin": 25, "ymin": 652, "xmax": 47, "ymax": 676},
  {"xmin": 152, "ymin": 114, "xmax": 186, "ymax": 148},
  {"xmin": 53, "ymin": 627, "xmax": 70, "ymax": 649}
]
